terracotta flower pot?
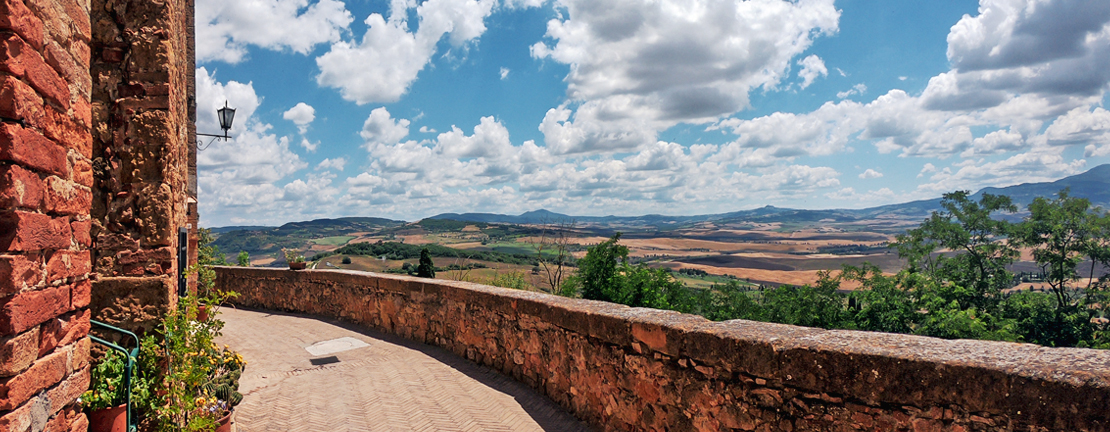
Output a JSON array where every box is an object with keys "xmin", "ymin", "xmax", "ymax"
[
  {"xmin": 197, "ymin": 304, "xmax": 209, "ymax": 322},
  {"xmin": 88, "ymin": 404, "xmax": 127, "ymax": 432},
  {"xmin": 215, "ymin": 409, "xmax": 234, "ymax": 432},
  {"xmin": 289, "ymin": 262, "xmax": 307, "ymax": 270}
]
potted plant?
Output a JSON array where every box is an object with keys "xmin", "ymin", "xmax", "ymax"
[
  {"xmin": 143, "ymin": 266, "xmax": 245, "ymax": 432},
  {"xmin": 81, "ymin": 349, "xmax": 154, "ymax": 432},
  {"xmin": 283, "ymin": 248, "xmax": 307, "ymax": 270}
]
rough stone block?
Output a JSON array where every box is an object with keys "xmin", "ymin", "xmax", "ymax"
[
  {"xmin": 0, "ymin": 164, "xmax": 44, "ymax": 211},
  {"xmin": 0, "ymin": 211, "xmax": 72, "ymax": 252},
  {"xmin": 0, "ymin": 34, "xmax": 68, "ymax": 109},
  {"xmin": 0, "ymin": 284, "xmax": 70, "ymax": 335},
  {"xmin": 42, "ymin": 176, "xmax": 89, "ymax": 216},
  {"xmin": 90, "ymin": 277, "xmax": 171, "ymax": 338},
  {"xmin": 0, "ymin": 0, "xmax": 44, "ymax": 50},
  {"xmin": 0, "ymin": 123, "xmax": 67, "ymax": 178},
  {"xmin": 0, "ymin": 327, "xmax": 38, "ymax": 377},
  {"xmin": 0, "ymin": 346, "xmax": 67, "ymax": 410},
  {"xmin": 0, "ymin": 253, "xmax": 44, "ymax": 296}
]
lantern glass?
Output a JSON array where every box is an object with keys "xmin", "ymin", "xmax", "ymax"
[{"xmin": 217, "ymin": 104, "xmax": 236, "ymax": 132}]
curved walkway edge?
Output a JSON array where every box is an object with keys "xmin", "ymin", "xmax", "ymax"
[{"xmin": 215, "ymin": 307, "xmax": 590, "ymax": 432}]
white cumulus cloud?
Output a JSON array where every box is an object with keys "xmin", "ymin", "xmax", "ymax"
[
  {"xmin": 196, "ymin": 0, "xmax": 353, "ymax": 64},
  {"xmin": 316, "ymin": 0, "xmax": 497, "ymax": 104},
  {"xmin": 797, "ymin": 55, "xmax": 828, "ymax": 89},
  {"xmin": 531, "ymin": 0, "xmax": 840, "ymax": 152},
  {"xmin": 859, "ymin": 169, "xmax": 883, "ymax": 179}
]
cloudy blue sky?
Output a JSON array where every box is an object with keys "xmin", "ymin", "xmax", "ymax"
[{"xmin": 194, "ymin": 0, "xmax": 1110, "ymax": 227}]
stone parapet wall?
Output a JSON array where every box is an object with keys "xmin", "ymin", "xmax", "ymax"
[
  {"xmin": 216, "ymin": 267, "xmax": 1110, "ymax": 432},
  {"xmin": 1, "ymin": 0, "xmax": 94, "ymax": 430}
]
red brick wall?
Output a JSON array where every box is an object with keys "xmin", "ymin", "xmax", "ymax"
[{"xmin": 0, "ymin": 0, "xmax": 93, "ymax": 430}]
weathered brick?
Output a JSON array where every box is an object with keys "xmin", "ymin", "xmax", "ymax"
[
  {"xmin": 0, "ymin": 284, "xmax": 70, "ymax": 335},
  {"xmin": 36, "ymin": 309, "xmax": 86, "ymax": 360},
  {"xmin": 69, "ymin": 157, "xmax": 90, "ymax": 188},
  {"xmin": 0, "ymin": 75, "xmax": 45, "ymax": 133},
  {"xmin": 0, "ymin": 34, "xmax": 69, "ymax": 109},
  {"xmin": 0, "ymin": 347, "xmax": 67, "ymax": 410},
  {"xmin": 42, "ymin": 411, "xmax": 66, "ymax": 432},
  {"xmin": 0, "ymin": 327, "xmax": 38, "ymax": 377},
  {"xmin": 68, "ymin": 93, "xmax": 89, "ymax": 127},
  {"xmin": 0, "ymin": 123, "xmax": 67, "ymax": 177},
  {"xmin": 0, "ymin": 211, "xmax": 72, "ymax": 252},
  {"xmin": 44, "ymin": 363, "xmax": 86, "ymax": 416},
  {"xmin": 69, "ymin": 39, "xmax": 86, "ymax": 68},
  {"xmin": 68, "ymin": 279, "xmax": 87, "ymax": 309},
  {"xmin": 69, "ymin": 219, "xmax": 89, "ymax": 247},
  {"xmin": 43, "ymin": 41, "xmax": 90, "ymax": 100},
  {"xmin": 42, "ymin": 177, "xmax": 89, "ymax": 216},
  {"xmin": 0, "ymin": 0, "xmax": 44, "ymax": 50},
  {"xmin": 57, "ymin": 0, "xmax": 87, "ymax": 42},
  {"xmin": 0, "ymin": 164, "xmax": 44, "ymax": 211},
  {"xmin": 44, "ymin": 249, "xmax": 88, "ymax": 284},
  {"xmin": 23, "ymin": 0, "xmax": 69, "ymax": 49},
  {"xmin": 66, "ymin": 334, "xmax": 89, "ymax": 371},
  {"xmin": 41, "ymin": 107, "xmax": 89, "ymax": 159},
  {"xmin": 0, "ymin": 395, "xmax": 33, "ymax": 432},
  {"xmin": 0, "ymin": 253, "xmax": 43, "ymax": 296},
  {"xmin": 67, "ymin": 411, "xmax": 86, "ymax": 432}
]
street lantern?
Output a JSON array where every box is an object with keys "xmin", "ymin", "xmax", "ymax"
[
  {"xmin": 197, "ymin": 101, "xmax": 236, "ymax": 149},
  {"xmin": 217, "ymin": 101, "xmax": 235, "ymax": 136}
]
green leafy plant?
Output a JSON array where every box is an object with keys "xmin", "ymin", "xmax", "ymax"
[
  {"xmin": 488, "ymin": 271, "xmax": 530, "ymax": 290},
  {"xmin": 144, "ymin": 264, "xmax": 244, "ymax": 431},
  {"xmin": 80, "ymin": 349, "xmax": 155, "ymax": 412},
  {"xmin": 282, "ymin": 248, "xmax": 306, "ymax": 264}
]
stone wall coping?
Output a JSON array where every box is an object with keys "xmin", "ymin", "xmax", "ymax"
[{"xmin": 216, "ymin": 266, "xmax": 1110, "ymax": 382}]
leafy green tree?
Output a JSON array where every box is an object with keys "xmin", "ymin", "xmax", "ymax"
[
  {"xmin": 577, "ymin": 234, "xmax": 629, "ymax": 302},
  {"xmin": 698, "ymin": 281, "xmax": 763, "ymax": 322},
  {"xmin": 1015, "ymin": 189, "xmax": 1100, "ymax": 309},
  {"xmin": 893, "ymin": 191, "xmax": 1017, "ymax": 310},
  {"xmin": 612, "ymin": 264, "xmax": 684, "ymax": 309},
  {"xmin": 843, "ymin": 264, "xmax": 916, "ymax": 334},
  {"xmin": 758, "ymin": 272, "xmax": 853, "ymax": 330},
  {"xmin": 236, "ymin": 251, "xmax": 249, "ymax": 267},
  {"xmin": 341, "ymin": 256, "xmax": 352, "ymax": 265},
  {"xmin": 416, "ymin": 248, "xmax": 436, "ymax": 278},
  {"xmin": 197, "ymin": 228, "xmax": 228, "ymax": 266}
]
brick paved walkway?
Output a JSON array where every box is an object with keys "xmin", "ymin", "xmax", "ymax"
[{"xmin": 215, "ymin": 307, "xmax": 590, "ymax": 432}]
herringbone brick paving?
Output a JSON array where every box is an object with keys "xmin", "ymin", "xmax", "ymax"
[{"xmin": 215, "ymin": 307, "xmax": 590, "ymax": 431}]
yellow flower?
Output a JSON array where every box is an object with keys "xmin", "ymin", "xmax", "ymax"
[{"xmin": 196, "ymin": 397, "xmax": 206, "ymax": 405}]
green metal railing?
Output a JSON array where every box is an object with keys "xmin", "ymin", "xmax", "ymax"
[{"xmin": 89, "ymin": 320, "xmax": 140, "ymax": 432}]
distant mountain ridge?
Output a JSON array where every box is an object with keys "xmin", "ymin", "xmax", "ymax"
[
  {"xmin": 206, "ymin": 164, "xmax": 1109, "ymax": 232},
  {"xmin": 428, "ymin": 164, "xmax": 1110, "ymax": 226}
]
